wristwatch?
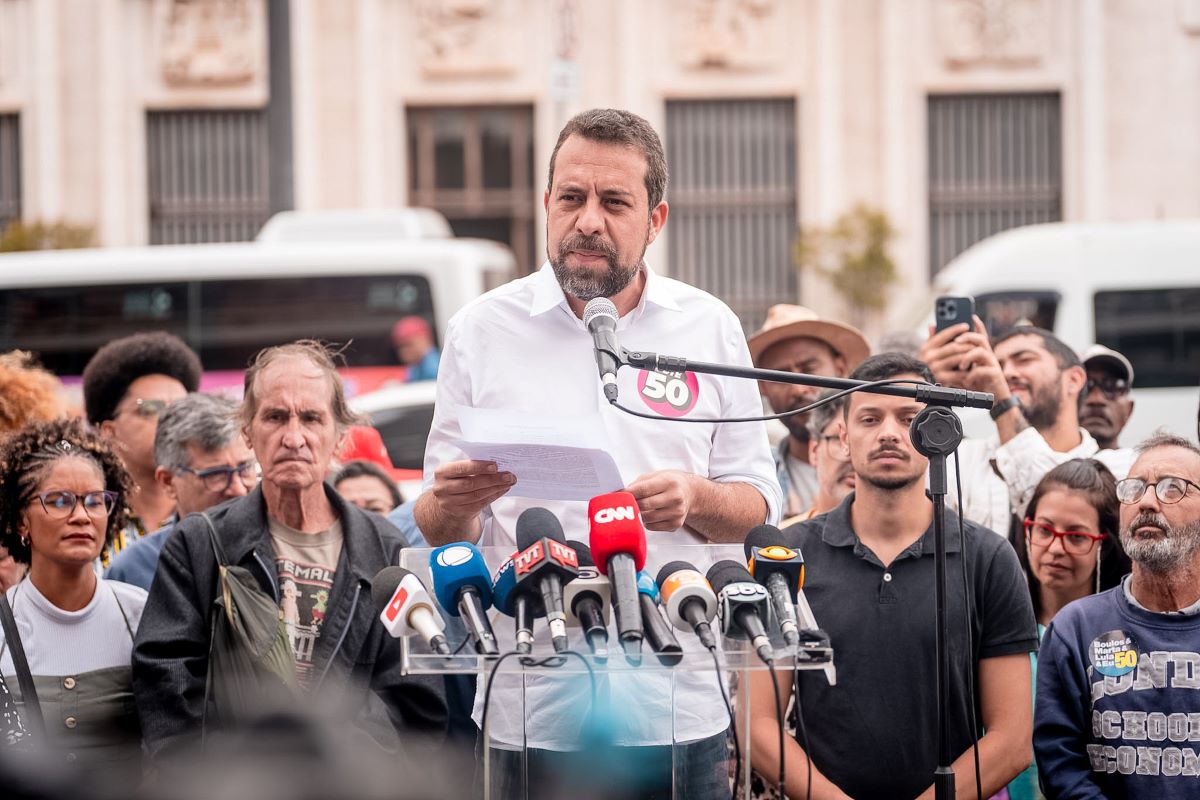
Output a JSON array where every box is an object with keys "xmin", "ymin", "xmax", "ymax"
[{"xmin": 989, "ymin": 394, "xmax": 1022, "ymax": 421}]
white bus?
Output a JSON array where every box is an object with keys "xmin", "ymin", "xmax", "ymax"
[{"xmin": 929, "ymin": 220, "xmax": 1200, "ymax": 444}]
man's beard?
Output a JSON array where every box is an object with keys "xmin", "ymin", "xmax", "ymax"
[
  {"xmin": 1021, "ymin": 378, "xmax": 1064, "ymax": 431},
  {"xmin": 861, "ymin": 472, "xmax": 923, "ymax": 491},
  {"xmin": 1120, "ymin": 512, "xmax": 1200, "ymax": 575},
  {"xmin": 550, "ymin": 231, "xmax": 645, "ymax": 302}
]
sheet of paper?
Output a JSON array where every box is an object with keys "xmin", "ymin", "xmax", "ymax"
[{"xmin": 455, "ymin": 405, "xmax": 624, "ymax": 501}]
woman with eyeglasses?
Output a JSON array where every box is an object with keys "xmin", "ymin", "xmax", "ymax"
[
  {"xmin": 0, "ymin": 418, "xmax": 145, "ymax": 783},
  {"xmin": 1007, "ymin": 458, "xmax": 1131, "ymax": 800}
]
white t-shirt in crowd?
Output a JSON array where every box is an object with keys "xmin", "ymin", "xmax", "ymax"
[{"xmin": 423, "ymin": 262, "xmax": 782, "ymax": 748}]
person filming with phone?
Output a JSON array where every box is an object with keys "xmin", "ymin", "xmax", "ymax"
[{"xmin": 920, "ymin": 302, "xmax": 1133, "ymax": 535}]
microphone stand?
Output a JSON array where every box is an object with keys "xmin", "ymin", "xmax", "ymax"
[{"xmin": 620, "ymin": 348, "xmax": 985, "ymax": 800}]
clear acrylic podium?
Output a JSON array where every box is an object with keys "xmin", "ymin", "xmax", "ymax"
[{"xmin": 399, "ymin": 545, "xmax": 835, "ymax": 799}]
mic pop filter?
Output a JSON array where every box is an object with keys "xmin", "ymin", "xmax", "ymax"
[
  {"xmin": 743, "ymin": 524, "xmax": 788, "ymax": 560},
  {"xmin": 429, "ymin": 542, "xmax": 493, "ymax": 616},
  {"xmin": 706, "ymin": 560, "xmax": 755, "ymax": 594},
  {"xmin": 588, "ymin": 491, "xmax": 648, "ymax": 574},
  {"xmin": 371, "ymin": 565, "xmax": 410, "ymax": 612},
  {"xmin": 491, "ymin": 558, "xmax": 519, "ymax": 616},
  {"xmin": 516, "ymin": 507, "xmax": 567, "ymax": 550}
]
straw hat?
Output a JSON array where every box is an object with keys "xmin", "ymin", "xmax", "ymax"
[{"xmin": 747, "ymin": 304, "xmax": 871, "ymax": 370}]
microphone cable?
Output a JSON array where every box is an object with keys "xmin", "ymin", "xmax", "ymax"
[
  {"xmin": 611, "ymin": 378, "xmax": 932, "ymax": 425},
  {"xmin": 792, "ymin": 669, "xmax": 813, "ymax": 800},
  {"xmin": 766, "ymin": 659, "xmax": 786, "ymax": 800},
  {"xmin": 706, "ymin": 645, "xmax": 741, "ymax": 796},
  {"xmin": 952, "ymin": 451, "xmax": 984, "ymax": 800}
]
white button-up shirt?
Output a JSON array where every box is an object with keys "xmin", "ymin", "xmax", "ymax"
[{"xmin": 423, "ymin": 262, "xmax": 781, "ymax": 748}]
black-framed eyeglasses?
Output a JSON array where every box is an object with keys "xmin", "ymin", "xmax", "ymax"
[
  {"xmin": 175, "ymin": 461, "xmax": 258, "ymax": 492},
  {"xmin": 33, "ymin": 490, "xmax": 118, "ymax": 519},
  {"xmin": 1115, "ymin": 476, "xmax": 1200, "ymax": 505},
  {"xmin": 1084, "ymin": 377, "xmax": 1130, "ymax": 400},
  {"xmin": 118, "ymin": 398, "xmax": 170, "ymax": 419}
]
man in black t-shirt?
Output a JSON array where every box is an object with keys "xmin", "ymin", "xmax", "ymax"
[{"xmin": 747, "ymin": 353, "xmax": 1039, "ymax": 800}]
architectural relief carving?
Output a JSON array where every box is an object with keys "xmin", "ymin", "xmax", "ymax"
[
  {"xmin": 936, "ymin": 0, "xmax": 1047, "ymax": 69},
  {"xmin": 678, "ymin": 0, "xmax": 779, "ymax": 71},
  {"xmin": 414, "ymin": 0, "xmax": 516, "ymax": 78},
  {"xmin": 159, "ymin": 0, "xmax": 262, "ymax": 88}
]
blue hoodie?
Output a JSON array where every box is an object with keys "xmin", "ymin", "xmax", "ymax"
[{"xmin": 1034, "ymin": 583, "xmax": 1200, "ymax": 799}]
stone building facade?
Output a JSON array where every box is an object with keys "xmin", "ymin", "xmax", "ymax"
[{"xmin": 1, "ymin": 0, "xmax": 1199, "ymax": 332}]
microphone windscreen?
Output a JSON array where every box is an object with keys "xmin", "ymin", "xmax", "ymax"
[
  {"xmin": 568, "ymin": 540, "xmax": 595, "ymax": 567},
  {"xmin": 583, "ymin": 297, "xmax": 618, "ymax": 329},
  {"xmin": 371, "ymin": 565, "xmax": 411, "ymax": 612},
  {"xmin": 655, "ymin": 560, "xmax": 695, "ymax": 588},
  {"xmin": 743, "ymin": 524, "xmax": 786, "ymax": 559},
  {"xmin": 429, "ymin": 543, "xmax": 493, "ymax": 615},
  {"xmin": 516, "ymin": 507, "xmax": 567, "ymax": 550},
  {"xmin": 588, "ymin": 491, "xmax": 648, "ymax": 574},
  {"xmin": 706, "ymin": 560, "xmax": 754, "ymax": 594},
  {"xmin": 490, "ymin": 558, "xmax": 518, "ymax": 616}
]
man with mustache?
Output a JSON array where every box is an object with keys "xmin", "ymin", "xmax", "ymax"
[
  {"xmin": 749, "ymin": 353, "xmax": 1038, "ymax": 799},
  {"xmin": 778, "ymin": 390, "xmax": 856, "ymax": 525},
  {"xmin": 417, "ymin": 109, "xmax": 781, "ymax": 798},
  {"xmin": 921, "ymin": 323, "xmax": 1133, "ymax": 534},
  {"xmin": 748, "ymin": 305, "xmax": 870, "ymax": 519},
  {"xmin": 1034, "ymin": 432, "xmax": 1200, "ymax": 799},
  {"xmin": 1080, "ymin": 344, "xmax": 1136, "ymax": 451}
]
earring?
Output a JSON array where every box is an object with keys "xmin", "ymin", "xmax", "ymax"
[
  {"xmin": 1095, "ymin": 547, "xmax": 1103, "ymax": 595},
  {"xmin": 20, "ymin": 535, "xmax": 29, "ymax": 548}
]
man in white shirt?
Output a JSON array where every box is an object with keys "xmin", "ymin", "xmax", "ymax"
[
  {"xmin": 416, "ymin": 108, "xmax": 781, "ymax": 799},
  {"xmin": 920, "ymin": 321, "xmax": 1133, "ymax": 535}
]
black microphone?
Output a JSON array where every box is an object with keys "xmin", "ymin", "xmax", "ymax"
[
  {"xmin": 744, "ymin": 525, "xmax": 805, "ymax": 650},
  {"xmin": 583, "ymin": 297, "xmax": 622, "ymax": 402},
  {"xmin": 565, "ymin": 541, "xmax": 611, "ymax": 662},
  {"xmin": 655, "ymin": 560, "xmax": 719, "ymax": 651},
  {"xmin": 637, "ymin": 571, "xmax": 683, "ymax": 666},
  {"xmin": 707, "ymin": 560, "xmax": 775, "ymax": 663},
  {"xmin": 514, "ymin": 507, "xmax": 580, "ymax": 653}
]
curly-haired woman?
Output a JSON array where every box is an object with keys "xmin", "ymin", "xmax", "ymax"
[{"xmin": 0, "ymin": 418, "xmax": 146, "ymax": 781}]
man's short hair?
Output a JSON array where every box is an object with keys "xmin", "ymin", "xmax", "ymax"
[
  {"xmin": 1134, "ymin": 430, "xmax": 1200, "ymax": 460},
  {"xmin": 82, "ymin": 332, "xmax": 202, "ymax": 424},
  {"xmin": 154, "ymin": 393, "xmax": 241, "ymax": 469},
  {"xmin": 847, "ymin": 352, "xmax": 935, "ymax": 386},
  {"xmin": 547, "ymin": 108, "xmax": 668, "ymax": 210},
  {"xmin": 992, "ymin": 326, "xmax": 1081, "ymax": 371},
  {"xmin": 805, "ymin": 390, "xmax": 845, "ymax": 441},
  {"xmin": 241, "ymin": 340, "xmax": 362, "ymax": 431}
]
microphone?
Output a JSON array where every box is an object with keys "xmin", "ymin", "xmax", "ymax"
[
  {"xmin": 706, "ymin": 560, "xmax": 775, "ymax": 663},
  {"xmin": 491, "ymin": 557, "xmax": 535, "ymax": 654},
  {"xmin": 371, "ymin": 566, "xmax": 451, "ymax": 655},
  {"xmin": 655, "ymin": 560, "xmax": 718, "ymax": 651},
  {"xmin": 744, "ymin": 525, "xmax": 806, "ymax": 650},
  {"xmin": 637, "ymin": 571, "xmax": 683, "ymax": 666},
  {"xmin": 583, "ymin": 297, "xmax": 622, "ymax": 403},
  {"xmin": 565, "ymin": 540, "xmax": 611, "ymax": 662},
  {"xmin": 588, "ymin": 491, "xmax": 648, "ymax": 665},
  {"xmin": 514, "ymin": 508, "xmax": 580, "ymax": 653},
  {"xmin": 429, "ymin": 542, "xmax": 500, "ymax": 657}
]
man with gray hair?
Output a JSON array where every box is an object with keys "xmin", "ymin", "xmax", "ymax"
[
  {"xmin": 133, "ymin": 340, "xmax": 446, "ymax": 758},
  {"xmin": 1034, "ymin": 432, "xmax": 1200, "ymax": 798},
  {"xmin": 105, "ymin": 392, "xmax": 255, "ymax": 590}
]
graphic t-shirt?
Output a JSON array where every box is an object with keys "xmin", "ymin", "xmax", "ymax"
[{"xmin": 269, "ymin": 518, "xmax": 343, "ymax": 687}]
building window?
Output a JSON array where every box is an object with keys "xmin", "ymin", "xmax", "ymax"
[
  {"xmin": 666, "ymin": 99, "xmax": 798, "ymax": 333},
  {"xmin": 928, "ymin": 93, "xmax": 1062, "ymax": 276},
  {"xmin": 1095, "ymin": 288, "xmax": 1200, "ymax": 389},
  {"xmin": 146, "ymin": 109, "xmax": 271, "ymax": 244},
  {"xmin": 0, "ymin": 114, "xmax": 19, "ymax": 234},
  {"xmin": 407, "ymin": 105, "xmax": 535, "ymax": 274}
]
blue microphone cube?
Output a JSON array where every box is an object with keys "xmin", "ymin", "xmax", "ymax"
[{"xmin": 429, "ymin": 542, "xmax": 494, "ymax": 616}]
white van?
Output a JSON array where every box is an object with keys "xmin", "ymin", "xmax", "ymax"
[
  {"xmin": 928, "ymin": 220, "xmax": 1200, "ymax": 445},
  {"xmin": 0, "ymin": 209, "xmax": 514, "ymax": 400}
]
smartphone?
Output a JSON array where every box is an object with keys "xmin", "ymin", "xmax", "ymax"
[{"xmin": 934, "ymin": 295, "xmax": 976, "ymax": 335}]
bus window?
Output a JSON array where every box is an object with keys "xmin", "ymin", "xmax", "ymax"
[
  {"xmin": 0, "ymin": 283, "xmax": 191, "ymax": 375},
  {"xmin": 1094, "ymin": 288, "xmax": 1200, "ymax": 388},
  {"xmin": 975, "ymin": 291, "xmax": 1060, "ymax": 337},
  {"xmin": 196, "ymin": 274, "xmax": 435, "ymax": 370}
]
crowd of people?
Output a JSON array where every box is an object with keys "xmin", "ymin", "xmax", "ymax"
[{"xmin": 0, "ymin": 107, "xmax": 1198, "ymax": 800}]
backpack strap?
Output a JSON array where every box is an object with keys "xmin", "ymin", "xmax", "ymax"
[
  {"xmin": 0, "ymin": 590, "xmax": 45, "ymax": 743},
  {"xmin": 198, "ymin": 511, "xmax": 225, "ymax": 745}
]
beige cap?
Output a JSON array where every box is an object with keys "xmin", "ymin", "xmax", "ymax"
[
  {"xmin": 1081, "ymin": 344, "xmax": 1134, "ymax": 387},
  {"xmin": 747, "ymin": 304, "xmax": 871, "ymax": 369}
]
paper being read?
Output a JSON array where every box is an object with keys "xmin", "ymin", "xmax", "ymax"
[{"xmin": 455, "ymin": 405, "xmax": 625, "ymax": 502}]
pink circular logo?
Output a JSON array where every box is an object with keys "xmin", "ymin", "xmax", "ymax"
[{"xmin": 637, "ymin": 370, "xmax": 700, "ymax": 417}]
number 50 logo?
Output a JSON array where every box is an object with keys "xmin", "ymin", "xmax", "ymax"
[{"xmin": 638, "ymin": 370, "xmax": 700, "ymax": 417}]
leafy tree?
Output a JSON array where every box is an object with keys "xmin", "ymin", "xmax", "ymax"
[
  {"xmin": 0, "ymin": 220, "xmax": 95, "ymax": 252},
  {"xmin": 793, "ymin": 204, "xmax": 899, "ymax": 327}
]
